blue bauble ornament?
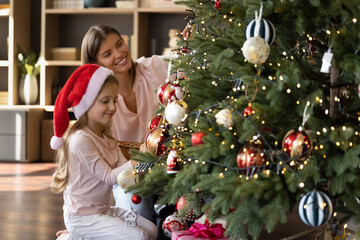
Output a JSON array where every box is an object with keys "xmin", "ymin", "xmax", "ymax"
[
  {"xmin": 298, "ymin": 190, "xmax": 333, "ymax": 227},
  {"xmin": 245, "ymin": 18, "xmax": 276, "ymax": 45}
]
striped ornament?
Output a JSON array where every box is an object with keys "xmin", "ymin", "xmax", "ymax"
[
  {"xmin": 298, "ymin": 190, "xmax": 333, "ymax": 227},
  {"xmin": 245, "ymin": 18, "xmax": 276, "ymax": 45}
]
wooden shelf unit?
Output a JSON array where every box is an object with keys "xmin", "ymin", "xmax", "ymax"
[
  {"xmin": 40, "ymin": 0, "xmax": 187, "ymax": 107},
  {"xmin": 0, "ymin": 1, "xmax": 45, "ymax": 162},
  {"xmin": 0, "ymin": 0, "xmax": 187, "ymax": 161},
  {"xmin": 0, "ymin": 0, "xmax": 31, "ymax": 106}
]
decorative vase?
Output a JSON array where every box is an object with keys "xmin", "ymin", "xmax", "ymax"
[
  {"xmin": 84, "ymin": 0, "xmax": 105, "ymax": 8},
  {"xmin": 19, "ymin": 74, "xmax": 38, "ymax": 105}
]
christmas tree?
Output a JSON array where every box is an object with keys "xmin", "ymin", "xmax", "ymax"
[{"xmin": 129, "ymin": 0, "xmax": 360, "ymax": 239}]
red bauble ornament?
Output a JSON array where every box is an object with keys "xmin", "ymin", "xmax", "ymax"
[
  {"xmin": 157, "ymin": 83, "xmax": 173, "ymax": 106},
  {"xmin": 162, "ymin": 214, "xmax": 187, "ymax": 238},
  {"xmin": 148, "ymin": 114, "xmax": 165, "ymax": 131},
  {"xmin": 214, "ymin": 0, "xmax": 221, "ymax": 9},
  {"xmin": 191, "ymin": 132, "xmax": 206, "ymax": 146},
  {"xmin": 282, "ymin": 129, "xmax": 312, "ymax": 159},
  {"xmin": 132, "ymin": 194, "xmax": 142, "ymax": 204},
  {"xmin": 244, "ymin": 104, "xmax": 255, "ymax": 117},
  {"xmin": 181, "ymin": 47, "xmax": 190, "ymax": 53},
  {"xmin": 145, "ymin": 128, "xmax": 169, "ymax": 156},
  {"xmin": 236, "ymin": 145, "xmax": 267, "ymax": 169}
]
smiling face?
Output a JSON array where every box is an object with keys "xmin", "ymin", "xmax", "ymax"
[
  {"xmin": 86, "ymin": 80, "xmax": 119, "ymax": 137},
  {"xmin": 95, "ymin": 33, "xmax": 132, "ymax": 75}
]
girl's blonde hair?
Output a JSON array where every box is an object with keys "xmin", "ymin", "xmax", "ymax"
[
  {"xmin": 50, "ymin": 75, "xmax": 118, "ymax": 193},
  {"xmin": 81, "ymin": 24, "xmax": 137, "ymax": 86}
]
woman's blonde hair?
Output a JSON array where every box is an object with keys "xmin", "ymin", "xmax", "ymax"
[
  {"xmin": 81, "ymin": 24, "xmax": 137, "ymax": 85},
  {"xmin": 50, "ymin": 75, "xmax": 119, "ymax": 193}
]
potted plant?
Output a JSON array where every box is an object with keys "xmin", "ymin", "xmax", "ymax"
[{"xmin": 16, "ymin": 47, "xmax": 41, "ymax": 105}]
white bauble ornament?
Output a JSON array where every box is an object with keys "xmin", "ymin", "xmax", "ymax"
[
  {"xmin": 165, "ymin": 100, "xmax": 188, "ymax": 126},
  {"xmin": 215, "ymin": 109, "xmax": 233, "ymax": 128},
  {"xmin": 117, "ymin": 169, "xmax": 139, "ymax": 190},
  {"xmin": 242, "ymin": 36, "xmax": 270, "ymax": 64}
]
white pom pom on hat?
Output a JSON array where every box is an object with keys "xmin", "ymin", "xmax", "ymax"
[
  {"xmin": 50, "ymin": 64, "xmax": 114, "ymax": 150},
  {"xmin": 50, "ymin": 136, "xmax": 64, "ymax": 150}
]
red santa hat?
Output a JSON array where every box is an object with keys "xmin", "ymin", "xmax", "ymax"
[{"xmin": 50, "ymin": 64, "xmax": 114, "ymax": 150}]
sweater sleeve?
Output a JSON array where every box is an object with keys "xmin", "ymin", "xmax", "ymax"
[
  {"xmin": 136, "ymin": 55, "xmax": 171, "ymax": 87},
  {"xmin": 69, "ymin": 133, "xmax": 132, "ymax": 186}
]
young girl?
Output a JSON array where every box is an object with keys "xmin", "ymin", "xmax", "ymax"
[
  {"xmin": 50, "ymin": 64, "xmax": 158, "ymax": 240},
  {"xmin": 81, "ymin": 24, "xmax": 175, "ymax": 222}
]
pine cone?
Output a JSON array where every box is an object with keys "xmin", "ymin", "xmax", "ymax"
[{"xmin": 184, "ymin": 199, "xmax": 205, "ymax": 221}]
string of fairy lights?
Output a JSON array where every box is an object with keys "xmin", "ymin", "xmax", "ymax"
[
  {"xmin": 134, "ymin": 0, "xmax": 360, "ymax": 234},
  {"xmin": 168, "ymin": 102, "xmax": 311, "ymax": 178},
  {"xmin": 176, "ymin": 13, "xmax": 360, "ymax": 123},
  {"xmin": 133, "ymin": 2, "xmax": 359, "ymax": 237},
  {"xmin": 174, "ymin": 7, "xmax": 357, "ymax": 239},
  {"xmin": 139, "ymin": 3, "xmax": 360, "ymax": 177}
]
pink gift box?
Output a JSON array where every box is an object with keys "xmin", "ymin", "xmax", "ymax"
[{"xmin": 171, "ymin": 230, "xmax": 230, "ymax": 240}]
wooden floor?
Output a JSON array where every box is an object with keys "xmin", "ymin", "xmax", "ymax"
[{"xmin": 0, "ymin": 162, "xmax": 64, "ymax": 240}]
